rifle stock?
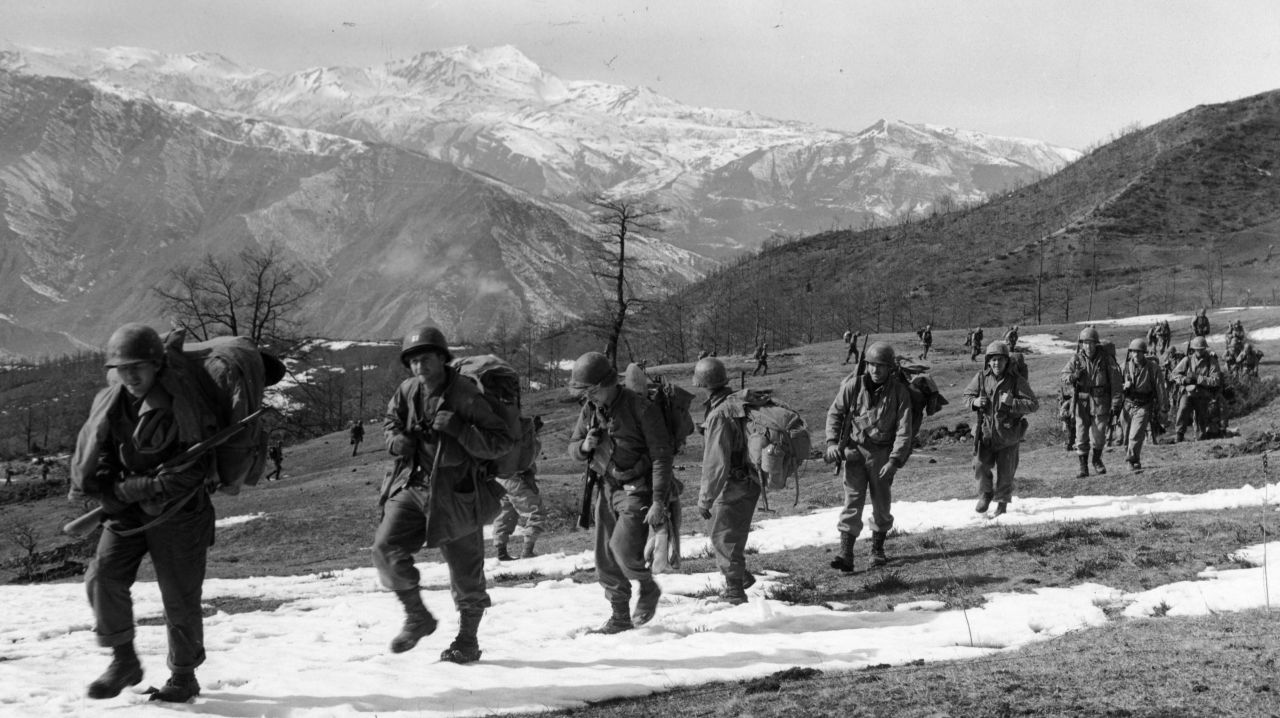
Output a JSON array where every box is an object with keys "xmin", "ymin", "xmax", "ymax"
[
  {"xmin": 833, "ymin": 335, "xmax": 869, "ymax": 475},
  {"xmin": 577, "ymin": 469, "xmax": 598, "ymax": 530},
  {"xmin": 63, "ymin": 506, "xmax": 106, "ymax": 538}
]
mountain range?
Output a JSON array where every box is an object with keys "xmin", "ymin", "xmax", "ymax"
[{"xmin": 0, "ymin": 42, "xmax": 1080, "ymax": 359}]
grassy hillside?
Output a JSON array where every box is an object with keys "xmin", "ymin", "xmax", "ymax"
[{"xmin": 636, "ymin": 89, "xmax": 1280, "ymax": 360}]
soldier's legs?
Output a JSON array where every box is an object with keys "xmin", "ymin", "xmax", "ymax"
[
  {"xmin": 974, "ymin": 444, "xmax": 997, "ymax": 498},
  {"xmin": 993, "ymin": 445, "xmax": 1020, "ymax": 503},
  {"xmin": 1088, "ymin": 413, "xmax": 1108, "ymax": 453},
  {"xmin": 148, "ymin": 499, "xmax": 215, "ymax": 672},
  {"xmin": 594, "ymin": 487, "xmax": 653, "ymax": 603},
  {"xmin": 1175, "ymin": 394, "xmax": 1195, "ymax": 434},
  {"xmin": 85, "ymin": 522, "xmax": 150, "ymax": 648},
  {"xmin": 863, "ymin": 446, "xmax": 895, "ymax": 534},
  {"xmin": 506, "ymin": 472, "xmax": 547, "ymax": 539},
  {"xmin": 1127, "ymin": 404, "xmax": 1151, "ymax": 463},
  {"xmin": 372, "ymin": 487, "xmax": 429, "ymax": 592},
  {"xmin": 836, "ymin": 450, "xmax": 872, "ymax": 538},
  {"xmin": 438, "ymin": 527, "xmax": 491, "ymax": 614},
  {"xmin": 491, "ymin": 491, "xmax": 519, "ymax": 547},
  {"xmin": 710, "ymin": 478, "xmax": 761, "ymax": 583},
  {"xmin": 1073, "ymin": 407, "xmax": 1092, "ymax": 455}
]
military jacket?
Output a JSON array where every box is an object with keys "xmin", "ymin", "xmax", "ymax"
[
  {"xmin": 568, "ymin": 386, "xmax": 675, "ymax": 504},
  {"xmin": 1173, "ymin": 352, "xmax": 1223, "ymax": 399},
  {"xmin": 1060, "ymin": 351, "xmax": 1123, "ymax": 417},
  {"xmin": 698, "ymin": 390, "xmax": 753, "ymax": 512},
  {"xmin": 1123, "ymin": 355, "xmax": 1165, "ymax": 407},
  {"xmin": 824, "ymin": 374, "xmax": 913, "ymax": 465}
]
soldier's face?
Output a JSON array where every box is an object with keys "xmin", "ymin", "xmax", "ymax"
[
  {"xmin": 867, "ymin": 362, "xmax": 892, "ymax": 383},
  {"xmin": 408, "ymin": 351, "xmax": 447, "ymax": 383},
  {"xmin": 115, "ymin": 361, "xmax": 159, "ymax": 399},
  {"xmin": 987, "ymin": 356, "xmax": 1008, "ymax": 375},
  {"xmin": 1083, "ymin": 341, "xmax": 1098, "ymax": 358}
]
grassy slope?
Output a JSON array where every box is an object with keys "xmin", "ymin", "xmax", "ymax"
[{"xmin": 2, "ymin": 313, "xmax": 1278, "ymax": 716}]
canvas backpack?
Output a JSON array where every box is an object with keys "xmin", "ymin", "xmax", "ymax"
[
  {"xmin": 737, "ymin": 389, "xmax": 811, "ymax": 490},
  {"xmin": 622, "ymin": 364, "xmax": 696, "ymax": 455},
  {"xmin": 450, "ymin": 354, "xmax": 530, "ymax": 476},
  {"xmin": 163, "ymin": 330, "xmax": 284, "ymax": 495}
]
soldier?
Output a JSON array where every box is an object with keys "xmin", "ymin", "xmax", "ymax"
[
  {"xmin": 1146, "ymin": 324, "xmax": 1160, "ymax": 354},
  {"xmin": 1060, "ymin": 326, "xmax": 1123, "ymax": 478},
  {"xmin": 1239, "ymin": 343, "xmax": 1264, "ymax": 377},
  {"xmin": 374, "ymin": 324, "xmax": 514, "ymax": 663},
  {"xmin": 265, "ymin": 442, "xmax": 283, "ymax": 481},
  {"xmin": 1004, "ymin": 325, "xmax": 1020, "ymax": 352},
  {"xmin": 349, "ymin": 421, "xmax": 365, "ymax": 456},
  {"xmin": 1172, "ymin": 336, "xmax": 1224, "ymax": 441},
  {"xmin": 692, "ymin": 357, "xmax": 760, "ymax": 605},
  {"xmin": 493, "ymin": 417, "xmax": 547, "ymax": 561},
  {"xmin": 918, "ymin": 325, "xmax": 933, "ymax": 360},
  {"xmin": 1192, "ymin": 308, "xmax": 1210, "ymax": 338},
  {"xmin": 1156, "ymin": 319, "xmax": 1172, "ymax": 354},
  {"xmin": 3, "ymin": 463, "xmax": 13, "ymax": 485},
  {"xmin": 1121, "ymin": 339, "xmax": 1165, "ymax": 471},
  {"xmin": 824, "ymin": 341, "xmax": 912, "ymax": 571},
  {"xmin": 70, "ymin": 324, "xmax": 217, "ymax": 703},
  {"xmin": 843, "ymin": 331, "xmax": 862, "ymax": 365},
  {"xmin": 752, "ymin": 343, "xmax": 769, "ymax": 376},
  {"xmin": 962, "ymin": 341, "xmax": 1039, "ymax": 517},
  {"xmin": 567, "ymin": 352, "xmax": 674, "ymax": 633},
  {"xmin": 969, "ymin": 327, "xmax": 985, "ymax": 362}
]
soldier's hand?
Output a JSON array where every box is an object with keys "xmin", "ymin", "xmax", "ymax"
[
  {"xmin": 114, "ymin": 476, "xmax": 158, "ymax": 504},
  {"xmin": 879, "ymin": 461, "xmax": 898, "ymax": 481},
  {"xmin": 823, "ymin": 445, "xmax": 842, "ymax": 464},
  {"xmin": 98, "ymin": 492, "xmax": 130, "ymax": 516},
  {"xmin": 972, "ymin": 396, "xmax": 990, "ymax": 410},
  {"xmin": 581, "ymin": 431, "xmax": 600, "ymax": 454},
  {"xmin": 389, "ymin": 433, "xmax": 415, "ymax": 456},
  {"xmin": 432, "ymin": 410, "xmax": 464, "ymax": 436},
  {"xmin": 698, "ymin": 506, "xmax": 712, "ymax": 520},
  {"xmin": 644, "ymin": 502, "xmax": 667, "ymax": 527}
]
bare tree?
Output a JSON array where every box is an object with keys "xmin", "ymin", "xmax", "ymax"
[
  {"xmin": 153, "ymin": 243, "xmax": 318, "ymax": 350},
  {"xmin": 584, "ymin": 195, "xmax": 669, "ymax": 368}
]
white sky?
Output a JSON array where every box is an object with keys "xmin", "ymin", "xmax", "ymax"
[
  {"xmin": 5, "ymin": 0, "xmax": 1280, "ymax": 148},
  {"xmin": 2, "ymin": 482, "xmax": 1277, "ymax": 717}
]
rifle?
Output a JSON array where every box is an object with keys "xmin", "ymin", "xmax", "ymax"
[
  {"xmin": 833, "ymin": 335, "xmax": 868, "ymax": 476},
  {"xmin": 63, "ymin": 409, "xmax": 263, "ymax": 538},
  {"xmin": 576, "ymin": 425, "xmax": 604, "ymax": 530}
]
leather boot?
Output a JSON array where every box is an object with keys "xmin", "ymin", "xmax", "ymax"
[
  {"xmin": 147, "ymin": 672, "xmax": 200, "ymax": 703},
  {"xmin": 390, "ymin": 588, "xmax": 437, "ymax": 654},
  {"xmin": 721, "ymin": 576, "xmax": 748, "ymax": 605},
  {"xmin": 975, "ymin": 493, "xmax": 993, "ymax": 513},
  {"xmin": 520, "ymin": 536, "xmax": 537, "ymax": 559},
  {"xmin": 830, "ymin": 532, "xmax": 856, "ymax": 572},
  {"xmin": 1076, "ymin": 454, "xmax": 1089, "ymax": 478},
  {"xmin": 87, "ymin": 642, "xmax": 143, "ymax": 699},
  {"xmin": 632, "ymin": 579, "xmax": 662, "ymax": 626},
  {"xmin": 440, "ymin": 609, "xmax": 483, "ymax": 664},
  {"xmin": 1091, "ymin": 448, "xmax": 1107, "ymax": 475},
  {"xmin": 589, "ymin": 601, "xmax": 634, "ymax": 634},
  {"xmin": 871, "ymin": 531, "xmax": 888, "ymax": 567},
  {"xmin": 991, "ymin": 501, "xmax": 1008, "ymax": 517},
  {"xmin": 495, "ymin": 541, "xmax": 514, "ymax": 562}
]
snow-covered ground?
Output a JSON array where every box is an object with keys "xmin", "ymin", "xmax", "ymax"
[{"xmin": 2, "ymin": 482, "xmax": 1277, "ymax": 717}]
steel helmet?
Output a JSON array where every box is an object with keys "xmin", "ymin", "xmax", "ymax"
[
  {"xmin": 985, "ymin": 340, "xmax": 1011, "ymax": 358},
  {"xmin": 692, "ymin": 357, "xmax": 727, "ymax": 389},
  {"xmin": 400, "ymin": 324, "xmax": 452, "ymax": 367},
  {"xmin": 104, "ymin": 323, "xmax": 165, "ymax": 368},
  {"xmin": 1190, "ymin": 336, "xmax": 1209, "ymax": 350},
  {"xmin": 1128, "ymin": 338, "xmax": 1148, "ymax": 353},
  {"xmin": 864, "ymin": 341, "xmax": 896, "ymax": 366},
  {"xmin": 1078, "ymin": 326, "xmax": 1100, "ymax": 343},
  {"xmin": 569, "ymin": 352, "xmax": 616, "ymax": 390}
]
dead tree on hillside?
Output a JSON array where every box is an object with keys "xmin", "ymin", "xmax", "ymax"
[
  {"xmin": 154, "ymin": 243, "xmax": 318, "ymax": 352},
  {"xmin": 584, "ymin": 195, "xmax": 669, "ymax": 368}
]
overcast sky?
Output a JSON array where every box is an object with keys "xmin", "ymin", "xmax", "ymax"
[{"xmin": 6, "ymin": 0, "xmax": 1280, "ymax": 149}]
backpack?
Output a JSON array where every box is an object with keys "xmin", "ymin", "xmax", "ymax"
[
  {"xmin": 450, "ymin": 354, "xmax": 529, "ymax": 476},
  {"xmin": 622, "ymin": 364, "xmax": 696, "ymax": 454},
  {"xmin": 1007, "ymin": 351, "xmax": 1030, "ymax": 381},
  {"xmin": 738, "ymin": 389, "xmax": 811, "ymax": 490},
  {"xmin": 164, "ymin": 330, "xmax": 284, "ymax": 495}
]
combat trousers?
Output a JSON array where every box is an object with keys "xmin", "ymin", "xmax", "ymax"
[
  {"xmin": 1125, "ymin": 400, "xmax": 1154, "ymax": 463},
  {"xmin": 1175, "ymin": 394, "xmax": 1211, "ymax": 437},
  {"xmin": 836, "ymin": 443, "xmax": 895, "ymax": 538},
  {"xmin": 1073, "ymin": 408, "xmax": 1109, "ymax": 455},
  {"xmin": 709, "ymin": 477, "xmax": 761, "ymax": 584},
  {"xmin": 593, "ymin": 483, "xmax": 653, "ymax": 604},
  {"xmin": 85, "ymin": 496, "xmax": 214, "ymax": 673},
  {"xmin": 373, "ymin": 485, "xmax": 491, "ymax": 612},
  {"xmin": 974, "ymin": 442, "xmax": 1020, "ymax": 503},
  {"xmin": 493, "ymin": 470, "xmax": 547, "ymax": 545}
]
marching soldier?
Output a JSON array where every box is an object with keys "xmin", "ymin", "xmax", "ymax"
[
  {"xmin": 1060, "ymin": 326, "xmax": 1123, "ymax": 477},
  {"xmin": 1192, "ymin": 308, "xmax": 1210, "ymax": 338},
  {"xmin": 962, "ymin": 341, "xmax": 1039, "ymax": 517},
  {"xmin": 1121, "ymin": 338, "xmax": 1165, "ymax": 470},
  {"xmin": 1172, "ymin": 336, "xmax": 1223, "ymax": 441},
  {"xmin": 567, "ymin": 352, "xmax": 675, "ymax": 633},
  {"xmin": 969, "ymin": 327, "xmax": 985, "ymax": 362},
  {"xmin": 1004, "ymin": 325, "xmax": 1019, "ymax": 351}
]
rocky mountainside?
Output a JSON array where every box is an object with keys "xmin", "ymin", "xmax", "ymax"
[
  {"xmin": 1, "ymin": 43, "xmax": 1081, "ymax": 255},
  {"xmin": 0, "ymin": 71, "xmax": 701, "ymax": 359}
]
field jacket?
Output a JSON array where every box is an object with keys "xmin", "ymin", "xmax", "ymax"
[
  {"xmin": 381, "ymin": 368, "xmax": 514, "ymax": 546},
  {"xmin": 1060, "ymin": 351, "xmax": 1123, "ymax": 418},
  {"xmin": 698, "ymin": 390, "xmax": 754, "ymax": 512},
  {"xmin": 1123, "ymin": 355, "xmax": 1166, "ymax": 408},
  {"xmin": 1172, "ymin": 352, "xmax": 1223, "ymax": 400},
  {"xmin": 962, "ymin": 367, "xmax": 1039, "ymax": 450},
  {"xmin": 568, "ymin": 386, "xmax": 675, "ymax": 506},
  {"xmin": 824, "ymin": 373, "xmax": 913, "ymax": 466}
]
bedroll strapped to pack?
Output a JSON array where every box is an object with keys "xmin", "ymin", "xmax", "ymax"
[
  {"xmin": 450, "ymin": 354, "xmax": 531, "ymax": 476},
  {"xmin": 738, "ymin": 389, "xmax": 811, "ymax": 491},
  {"xmin": 163, "ymin": 330, "xmax": 284, "ymax": 495},
  {"xmin": 841, "ymin": 362, "xmax": 948, "ymax": 449}
]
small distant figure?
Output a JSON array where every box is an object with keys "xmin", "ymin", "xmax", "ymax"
[
  {"xmin": 1004, "ymin": 325, "xmax": 1020, "ymax": 352},
  {"xmin": 1192, "ymin": 308, "xmax": 1210, "ymax": 338},
  {"xmin": 1238, "ymin": 343, "xmax": 1264, "ymax": 377},
  {"xmin": 751, "ymin": 343, "xmax": 769, "ymax": 376},
  {"xmin": 266, "ymin": 442, "xmax": 284, "ymax": 481},
  {"xmin": 968, "ymin": 327, "xmax": 985, "ymax": 362},
  {"xmin": 40, "ymin": 459, "xmax": 51, "ymax": 483},
  {"xmin": 843, "ymin": 331, "xmax": 862, "ymax": 365},
  {"xmin": 697, "ymin": 348, "xmax": 711, "ymax": 360},
  {"xmin": 3, "ymin": 464, "xmax": 14, "ymax": 485},
  {"xmin": 1155, "ymin": 320, "xmax": 1172, "ymax": 355},
  {"xmin": 349, "ymin": 421, "xmax": 365, "ymax": 456},
  {"xmin": 917, "ymin": 324, "xmax": 933, "ymax": 360}
]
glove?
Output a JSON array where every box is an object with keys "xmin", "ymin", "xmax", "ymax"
[
  {"xmin": 823, "ymin": 444, "xmax": 842, "ymax": 464},
  {"xmin": 389, "ymin": 433, "xmax": 415, "ymax": 456},
  {"xmin": 644, "ymin": 502, "xmax": 667, "ymax": 528},
  {"xmin": 431, "ymin": 410, "xmax": 464, "ymax": 437},
  {"xmin": 698, "ymin": 506, "xmax": 712, "ymax": 520},
  {"xmin": 114, "ymin": 476, "xmax": 159, "ymax": 504},
  {"xmin": 878, "ymin": 461, "xmax": 899, "ymax": 481}
]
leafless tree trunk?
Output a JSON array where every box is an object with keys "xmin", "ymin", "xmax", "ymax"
[{"xmin": 584, "ymin": 195, "xmax": 669, "ymax": 369}]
